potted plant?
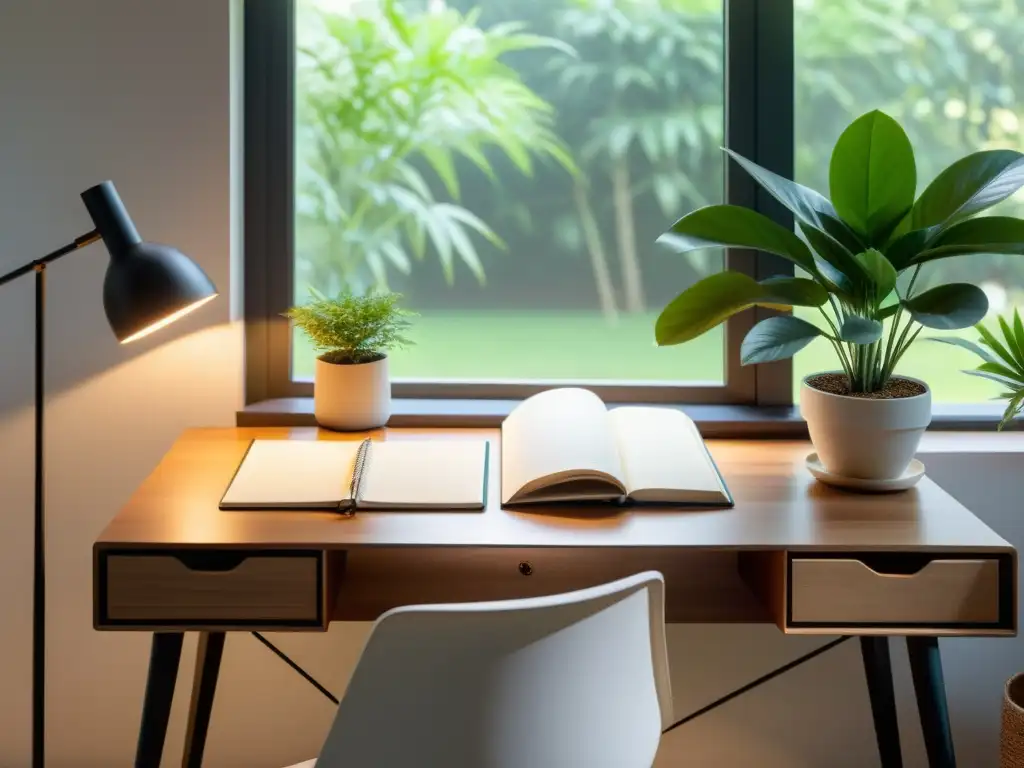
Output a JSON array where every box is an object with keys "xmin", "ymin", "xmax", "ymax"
[
  {"xmin": 655, "ymin": 109, "xmax": 1024, "ymax": 482},
  {"xmin": 934, "ymin": 312, "xmax": 1024, "ymax": 431},
  {"xmin": 936, "ymin": 314, "xmax": 1024, "ymax": 764},
  {"xmin": 286, "ymin": 289, "xmax": 414, "ymax": 431}
]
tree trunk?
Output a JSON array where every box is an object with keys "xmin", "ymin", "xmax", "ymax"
[
  {"xmin": 572, "ymin": 181, "xmax": 619, "ymax": 323},
  {"xmin": 611, "ymin": 158, "xmax": 645, "ymax": 312}
]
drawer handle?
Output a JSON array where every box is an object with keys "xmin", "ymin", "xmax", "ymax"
[
  {"xmin": 851, "ymin": 554, "xmax": 935, "ymax": 577},
  {"xmin": 172, "ymin": 552, "xmax": 249, "ymax": 572}
]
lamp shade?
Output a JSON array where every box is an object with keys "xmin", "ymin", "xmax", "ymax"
[{"xmin": 81, "ymin": 181, "xmax": 217, "ymax": 343}]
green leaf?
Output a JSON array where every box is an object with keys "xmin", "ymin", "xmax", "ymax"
[
  {"xmin": 722, "ymin": 148, "xmax": 838, "ymax": 230},
  {"xmin": 854, "ymin": 248, "xmax": 897, "ymax": 299},
  {"xmin": 654, "ymin": 272, "xmax": 809, "ymax": 346},
  {"xmin": 659, "ymin": 205, "xmax": 816, "ymax": 273},
  {"xmin": 799, "ymin": 224, "xmax": 864, "ymax": 290},
  {"xmin": 927, "ymin": 336, "xmax": 998, "ymax": 364},
  {"xmin": 820, "ymin": 213, "xmax": 867, "ymax": 254},
  {"xmin": 912, "ymin": 241, "xmax": 1024, "ymax": 266},
  {"xmin": 740, "ymin": 316, "xmax": 823, "ymax": 364},
  {"xmin": 886, "ymin": 227, "xmax": 938, "ymax": 271},
  {"xmin": 912, "ymin": 150, "xmax": 1024, "ymax": 229},
  {"xmin": 998, "ymin": 315, "xmax": 1024, "ymax": 371},
  {"xmin": 655, "ymin": 272, "xmax": 764, "ymax": 345},
  {"xmin": 977, "ymin": 322, "xmax": 1024, "ymax": 373},
  {"xmin": 829, "ymin": 110, "xmax": 916, "ymax": 241},
  {"xmin": 964, "ymin": 369, "xmax": 1024, "ymax": 390},
  {"xmin": 839, "ymin": 315, "xmax": 883, "ymax": 344},
  {"xmin": 877, "ymin": 301, "xmax": 900, "ymax": 320},
  {"xmin": 925, "ymin": 217, "xmax": 1024, "ymax": 252},
  {"xmin": 758, "ymin": 276, "xmax": 829, "ymax": 307},
  {"xmin": 809, "ymin": 251, "xmax": 855, "ymax": 297},
  {"xmin": 979, "ymin": 360, "xmax": 1024, "ymax": 383},
  {"xmin": 998, "ymin": 390, "xmax": 1024, "ymax": 430},
  {"xmin": 904, "ymin": 283, "xmax": 989, "ymax": 330}
]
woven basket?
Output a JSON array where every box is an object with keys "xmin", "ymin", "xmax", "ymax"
[{"xmin": 1002, "ymin": 674, "xmax": 1024, "ymax": 767}]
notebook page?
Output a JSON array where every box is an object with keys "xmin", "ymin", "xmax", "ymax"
[
  {"xmin": 357, "ymin": 440, "xmax": 489, "ymax": 509},
  {"xmin": 221, "ymin": 440, "xmax": 360, "ymax": 508},
  {"xmin": 501, "ymin": 388, "xmax": 624, "ymax": 503},
  {"xmin": 608, "ymin": 407, "xmax": 725, "ymax": 501}
]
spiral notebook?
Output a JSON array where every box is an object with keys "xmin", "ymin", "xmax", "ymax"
[{"xmin": 219, "ymin": 438, "xmax": 490, "ymax": 513}]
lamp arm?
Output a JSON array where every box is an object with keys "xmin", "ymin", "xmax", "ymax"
[{"xmin": 0, "ymin": 229, "xmax": 101, "ymax": 287}]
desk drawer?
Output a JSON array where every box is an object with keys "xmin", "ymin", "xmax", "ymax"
[
  {"xmin": 96, "ymin": 550, "xmax": 326, "ymax": 629},
  {"xmin": 790, "ymin": 555, "xmax": 1000, "ymax": 627}
]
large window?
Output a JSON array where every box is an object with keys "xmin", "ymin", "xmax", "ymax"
[
  {"xmin": 245, "ymin": 0, "xmax": 788, "ymax": 405},
  {"xmin": 246, "ymin": 0, "xmax": 1022, "ymax": 419},
  {"xmin": 294, "ymin": 0, "xmax": 726, "ymax": 386}
]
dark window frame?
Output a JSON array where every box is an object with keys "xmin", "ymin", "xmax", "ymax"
[{"xmin": 244, "ymin": 0, "xmax": 795, "ymax": 407}]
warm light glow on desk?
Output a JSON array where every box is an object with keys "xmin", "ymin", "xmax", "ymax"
[{"xmin": 120, "ymin": 294, "xmax": 219, "ymax": 344}]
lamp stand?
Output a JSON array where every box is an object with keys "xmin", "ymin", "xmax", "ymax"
[
  {"xmin": 33, "ymin": 263, "xmax": 45, "ymax": 768},
  {"xmin": 0, "ymin": 230, "xmax": 100, "ymax": 768}
]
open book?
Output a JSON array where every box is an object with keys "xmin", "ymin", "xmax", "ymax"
[
  {"xmin": 501, "ymin": 388, "xmax": 731, "ymax": 506},
  {"xmin": 220, "ymin": 439, "xmax": 489, "ymax": 512}
]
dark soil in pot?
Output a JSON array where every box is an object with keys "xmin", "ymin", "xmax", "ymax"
[{"xmin": 806, "ymin": 373, "xmax": 927, "ymax": 400}]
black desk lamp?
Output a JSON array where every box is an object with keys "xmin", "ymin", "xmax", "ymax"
[{"xmin": 0, "ymin": 181, "xmax": 217, "ymax": 768}]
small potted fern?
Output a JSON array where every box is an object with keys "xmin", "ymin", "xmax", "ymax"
[{"xmin": 286, "ymin": 289, "xmax": 414, "ymax": 431}]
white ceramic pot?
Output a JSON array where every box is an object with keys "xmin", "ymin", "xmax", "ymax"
[
  {"xmin": 799, "ymin": 372, "xmax": 931, "ymax": 481},
  {"xmin": 314, "ymin": 354, "xmax": 391, "ymax": 431}
]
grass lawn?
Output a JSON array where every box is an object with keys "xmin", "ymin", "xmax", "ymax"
[{"xmin": 292, "ymin": 309, "xmax": 1001, "ymax": 403}]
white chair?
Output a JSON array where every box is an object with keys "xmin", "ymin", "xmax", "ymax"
[{"xmin": 286, "ymin": 571, "xmax": 672, "ymax": 768}]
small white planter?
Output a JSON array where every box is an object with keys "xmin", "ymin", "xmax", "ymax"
[
  {"xmin": 314, "ymin": 354, "xmax": 391, "ymax": 431},
  {"xmin": 800, "ymin": 372, "xmax": 931, "ymax": 481}
]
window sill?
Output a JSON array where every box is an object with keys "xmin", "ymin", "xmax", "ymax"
[{"xmin": 237, "ymin": 398, "xmax": 1017, "ymax": 439}]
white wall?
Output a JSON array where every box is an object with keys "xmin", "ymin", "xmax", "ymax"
[
  {"xmin": 0, "ymin": 0, "xmax": 243, "ymax": 764},
  {"xmin": 1, "ymin": 2, "xmax": 1022, "ymax": 767}
]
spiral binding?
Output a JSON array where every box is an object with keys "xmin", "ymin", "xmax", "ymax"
[{"xmin": 338, "ymin": 438, "xmax": 372, "ymax": 516}]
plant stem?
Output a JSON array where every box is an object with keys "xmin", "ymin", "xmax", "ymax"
[
  {"xmin": 818, "ymin": 306, "xmax": 853, "ymax": 376},
  {"xmin": 879, "ymin": 264, "xmax": 922, "ymax": 379},
  {"xmin": 889, "ymin": 326, "xmax": 923, "ymax": 373},
  {"xmin": 867, "ymin": 339, "xmax": 882, "ymax": 391},
  {"xmin": 883, "ymin": 318, "xmax": 918, "ymax": 381},
  {"xmin": 905, "ymin": 264, "xmax": 923, "ymax": 297}
]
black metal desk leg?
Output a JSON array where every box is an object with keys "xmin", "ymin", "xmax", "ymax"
[
  {"xmin": 860, "ymin": 636, "xmax": 903, "ymax": 767},
  {"xmin": 136, "ymin": 632, "xmax": 184, "ymax": 768},
  {"xmin": 907, "ymin": 636, "xmax": 956, "ymax": 767},
  {"xmin": 182, "ymin": 632, "xmax": 226, "ymax": 768}
]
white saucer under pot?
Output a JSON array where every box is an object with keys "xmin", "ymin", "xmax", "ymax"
[{"xmin": 806, "ymin": 452, "xmax": 926, "ymax": 492}]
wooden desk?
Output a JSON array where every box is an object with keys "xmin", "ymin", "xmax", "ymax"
[{"xmin": 94, "ymin": 427, "xmax": 1017, "ymax": 768}]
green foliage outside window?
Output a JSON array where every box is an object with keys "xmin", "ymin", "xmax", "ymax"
[{"xmin": 295, "ymin": 0, "xmax": 575, "ymax": 295}]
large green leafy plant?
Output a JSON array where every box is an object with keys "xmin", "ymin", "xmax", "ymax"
[
  {"xmin": 286, "ymin": 289, "xmax": 415, "ymax": 365},
  {"xmin": 655, "ymin": 109, "xmax": 1024, "ymax": 393}
]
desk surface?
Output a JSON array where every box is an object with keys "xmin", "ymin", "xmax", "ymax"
[{"xmin": 96, "ymin": 427, "xmax": 1012, "ymax": 553}]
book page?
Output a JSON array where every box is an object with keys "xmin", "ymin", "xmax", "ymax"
[
  {"xmin": 220, "ymin": 440, "xmax": 361, "ymax": 508},
  {"xmin": 358, "ymin": 440, "xmax": 489, "ymax": 510},
  {"xmin": 608, "ymin": 407, "xmax": 728, "ymax": 504},
  {"xmin": 501, "ymin": 388, "xmax": 625, "ymax": 503}
]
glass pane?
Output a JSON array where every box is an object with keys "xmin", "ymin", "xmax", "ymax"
[
  {"xmin": 793, "ymin": 0, "xmax": 1024, "ymax": 402},
  {"xmin": 293, "ymin": 0, "xmax": 725, "ymax": 383}
]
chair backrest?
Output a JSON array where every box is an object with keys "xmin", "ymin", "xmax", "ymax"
[{"xmin": 314, "ymin": 571, "xmax": 672, "ymax": 768}]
